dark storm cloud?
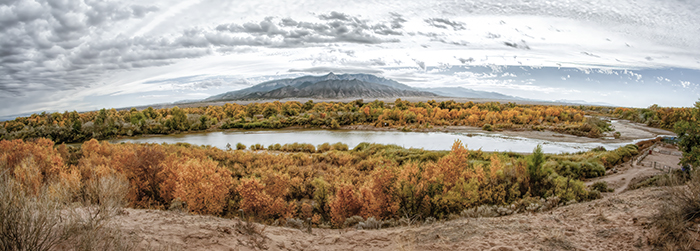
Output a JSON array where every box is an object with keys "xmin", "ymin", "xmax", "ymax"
[{"xmin": 425, "ymin": 18, "xmax": 465, "ymax": 30}]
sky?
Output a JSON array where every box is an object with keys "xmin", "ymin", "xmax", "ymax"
[{"xmin": 1, "ymin": 0, "xmax": 700, "ymax": 119}]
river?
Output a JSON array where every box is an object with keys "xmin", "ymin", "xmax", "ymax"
[{"xmin": 108, "ymin": 129, "xmax": 652, "ymax": 154}]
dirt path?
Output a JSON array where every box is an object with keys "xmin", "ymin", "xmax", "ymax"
[{"xmin": 585, "ymin": 143, "xmax": 682, "ymax": 193}]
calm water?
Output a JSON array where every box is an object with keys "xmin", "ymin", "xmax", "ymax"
[{"xmin": 108, "ymin": 129, "xmax": 649, "ymax": 154}]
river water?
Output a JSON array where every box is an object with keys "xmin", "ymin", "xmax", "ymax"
[{"xmin": 108, "ymin": 129, "xmax": 648, "ymax": 154}]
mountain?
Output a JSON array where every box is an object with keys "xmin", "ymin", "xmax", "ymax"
[
  {"xmin": 204, "ymin": 73, "xmax": 436, "ymax": 101},
  {"xmin": 416, "ymin": 87, "xmax": 525, "ymax": 100},
  {"xmin": 238, "ymin": 79, "xmax": 437, "ymax": 100}
]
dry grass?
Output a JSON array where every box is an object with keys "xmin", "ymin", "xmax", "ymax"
[
  {"xmin": 0, "ymin": 172, "xmax": 136, "ymax": 251},
  {"xmin": 651, "ymin": 170, "xmax": 700, "ymax": 250},
  {"xmin": 234, "ymin": 218, "xmax": 268, "ymax": 249},
  {"xmin": 0, "ymin": 174, "xmax": 66, "ymax": 251}
]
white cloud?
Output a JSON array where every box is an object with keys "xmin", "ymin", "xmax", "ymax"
[{"xmin": 2, "ymin": 0, "xmax": 700, "ymax": 117}]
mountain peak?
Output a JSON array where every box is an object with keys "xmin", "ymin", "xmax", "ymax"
[{"xmin": 325, "ymin": 72, "xmax": 339, "ymax": 80}]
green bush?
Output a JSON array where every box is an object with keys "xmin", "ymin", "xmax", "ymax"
[
  {"xmin": 236, "ymin": 143, "xmax": 246, "ymax": 150},
  {"xmin": 331, "ymin": 142, "xmax": 349, "ymax": 151},
  {"xmin": 317, "ymin": 143, "xmax": 332, "ymax": 153},
  {"xmin": 268, "ymin": 143, "xmax": 282, "ymax": 151},
  {"xmin": 590, "ymin": 181, "xmax": 614, "ymax": 193}
]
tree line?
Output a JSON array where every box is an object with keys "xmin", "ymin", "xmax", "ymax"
[{"xmin": 1, "ymin": 99, "xmax": 619, "ymax": 143}]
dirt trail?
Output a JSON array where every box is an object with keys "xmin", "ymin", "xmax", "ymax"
[{"xmin": 585, "ymin": 143, "xmax": 682, "ymax": 193}]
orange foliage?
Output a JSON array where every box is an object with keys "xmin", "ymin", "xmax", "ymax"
[
  {"xmin": 0, "ymin": 138, "xmax": 64, "ymax": 194},
  {"xmin": 236, "ymin": 178, "xmax": 272, "ymax": 217},
  {"xmin": 167, "ymin": 158, "xmax": 233, "ymax": 215},
  {"xmin": 330, "ymin": 183, "xmax": 362, "ymax": 227}
]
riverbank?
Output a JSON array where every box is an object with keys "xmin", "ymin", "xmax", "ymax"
[{"xmin": 342, "ymin": 119, "xmax": 674, "ymax": 144}]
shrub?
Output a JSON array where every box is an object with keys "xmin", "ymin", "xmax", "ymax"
[
  {"xmin": 343, "ymin": 215, "xmax": 364, "ymax": 228},
  {"xmin": 0, "ymin": 173, "xmax": 133, "ymax": 251},
  {"xmin": 356, "ymin": 217, "xmax": 382, "ymax": 230},
  {"xmin": 482, "ymin": 123, "xmax": 493, "ymax": 131},
  {"xmin": 317, "ymin": 143, "xmax": 332, "ymax": 153},
  {"xmin": 613, "ymin": 131, "xmax": 621, "ymax": 139},
  {"xmin": 284, "ymin": 218, "xmax": 305, "ymax": 229},
  {"xmin": 163, "ymin": 158, "xmax": 233, "ymax": 215},
  {"xmin": 330, "ymin": 184, "xmax": 362, "ymax": 227},
  {"xmin": 590, "ymin": 181, "xmax": 614, "ymax": 193},
  {"xmin": 237, "ymin": 178, "xmax": 272, "ymax": 218},
  {"xmin": 332, "ymin": 142, "xmax": 349, "ymax": 151},
  {"xmin": 236, "ymin": 143, "xmax": 246, "ymax": 150}
]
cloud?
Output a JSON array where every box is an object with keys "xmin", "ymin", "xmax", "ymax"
[
  {"xmin": 457, "ymin": 57, "xmax": 475, "ymax": 64},
  {"xmin": 318, "ymin": 11, "xmax": 352, "ymax": 21},
  {"xmin": 425, "ymin": 18, "xmax": 465, "ymax": 30},
  {"xmin": 0, "ymin": 0, "xmax": 163, "ymax": 98},
  {"xmin": 213, "ymin": 13, "xmax": 402, "ymax": 46},
  {"xmin": 504, "ymin": 41, "xmax": 530, "ymax": 50},
  {"xmin": 288, "ymin": 66, "xmax": 384, "ymax": 74},
  {"xmin": 2, "ymin": 0, "xmax": 700, "ymax": 117}
]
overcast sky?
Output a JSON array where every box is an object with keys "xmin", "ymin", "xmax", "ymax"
[{"xmin": 1, "ymin": 0, "xmax": 700, "ymax": 118}]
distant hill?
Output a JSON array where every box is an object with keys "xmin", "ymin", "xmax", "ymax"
[
  {"xmin": 238, "ymin": 79, "xmax": 437, "ymax": 100},
  {"xmin": 204, "ymin": 73, "xmax": 436, "ymax": 101},
  {"xmin": 203, "ymin": 73, "xmax": 540, "ymax": 102},
  {"xmin": 416, "ymin": 87, "xmax": 525, "ymax": 100}
]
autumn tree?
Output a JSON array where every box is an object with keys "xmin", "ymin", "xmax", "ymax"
[
  {"xmin": 330, "ymin": 183, "xmax": 362, "ymax": 227},
  {"xmin": 165, "ymin": 158, "xmax": 233, "ymax": 215}
]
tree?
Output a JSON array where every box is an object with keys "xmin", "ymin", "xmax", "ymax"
[
  {"xmin": 675, "ymin": 100, "xmax": 700, "ymax": 168},
  {"xmin": 527, "ymin": 145, "xmax": 549, "ymax": 196},
  {"xmin": 165, "ymin": 106, "xmax": 188, "ymax": 131}
]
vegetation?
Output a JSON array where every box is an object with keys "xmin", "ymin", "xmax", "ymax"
[
  {"xmin": 1, "ymin": 137, "xmax": 647, "ymax": 228},
  {"xmin": 647, "ymin": 100, "xmax": 700, "ymax": 250},
  {"xmin": 1, "ymin": 99, "xmax": 618, "ymax": 144},
  {"xmin": 0, "ymin": 155, "xmax": 134, "ymax": 251},
  {"xmin": 674, "ymin": 101, "xmax": 700, "ymax": 168},
  {"xmin": 608, "ymin": 104, "xmax": 693, "ymax": 130},
  {"xmin": 651, "ymin": 170, "xmax": 700, "ymax": 250}
]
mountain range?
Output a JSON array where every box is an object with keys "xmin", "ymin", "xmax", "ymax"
[{"xmin": 203, "ymin": 73, "xmax": 525, "ymax": 102}]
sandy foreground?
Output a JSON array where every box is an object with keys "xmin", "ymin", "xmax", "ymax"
[
  {"xmin": 111, "ymin": 143, "xmax": 683, "ymax": 251},
  {"xmin": 115, "ymin": 188, "xmax": 665, "ymax": 251}
]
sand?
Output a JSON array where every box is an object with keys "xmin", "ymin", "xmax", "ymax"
[{"xmin": 113, "ymin": 188, "xmax": 666, "ymax": 251}]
